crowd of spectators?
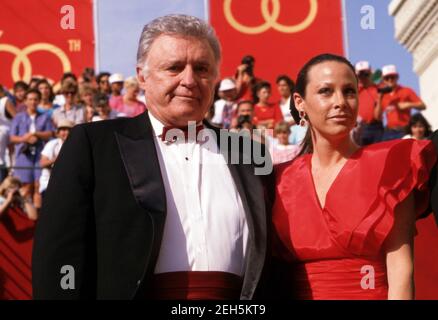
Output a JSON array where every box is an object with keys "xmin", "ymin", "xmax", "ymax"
[{"xmin": 0, "ymin": 54, "xmax": 432, "ymax": 220}]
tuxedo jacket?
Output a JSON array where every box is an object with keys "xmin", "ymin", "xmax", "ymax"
[{"xmin": 32, "ymin": 111, "xmax": 272, "ymax": 300}]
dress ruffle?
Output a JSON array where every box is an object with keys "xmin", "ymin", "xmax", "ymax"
[{"xmin": 322, "ymin": 139, "xmax": 437, "ymax": 256}]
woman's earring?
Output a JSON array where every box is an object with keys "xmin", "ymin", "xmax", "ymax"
[{"xmin": 299, "ymin": 111, "xmax": 307, "ymax": 127}]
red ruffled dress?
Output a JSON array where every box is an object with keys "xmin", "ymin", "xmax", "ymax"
[{"xmin": 272, "ymin": 139, "xmax": 437, "ymax": 300}]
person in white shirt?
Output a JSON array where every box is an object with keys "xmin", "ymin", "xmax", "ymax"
[
  {"xmin": 276, "ymin": 75, "xmax": 295, "ymax": 127},
  {"xmin": 39, "ymin": 119, "xmax": 73, "ymax": 196},
  {"xmin": 272, "ymin": 121, "xmax": 300, "ymax": 165},
  {"xmin": 211, "ymin": 78, "xmax": 238, "ymax": 129}
]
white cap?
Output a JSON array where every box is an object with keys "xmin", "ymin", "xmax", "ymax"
[
  {"xmin": 355, "ymin": 61, "xmax": 371, "ymax": 73},
  {"xmin": 218, "ymin": 78, "xmax": 236, "ymax": 91},
  {"xmin": 109, "ymin": 73, "xmax": 124, "ymax": 84},
  {"xmin": 382, "ymin": 65, "xmax": 398, "ymax": 77}
]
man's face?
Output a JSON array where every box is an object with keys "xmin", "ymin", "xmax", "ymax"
[
  {"xmin": 383, "ymin": 74, "xmax": 398, "ymax": 88},
  {"xmin": 357, "ymin": 70, "xmax": 371, "ymax": 85},
  {"xmin": 111, "ymin": 82, "xmax": 123, "ymax": 95},
  {"xmin": 277, "ymin": 80, "xmax": 291, "ymax": 98},
  {"xmin": 221, "ymin": 88, "xmax": 237, "ymax": 101},
  {"xmin": 237, "ymin": 102, "xmax": 253, "ymax": 117},
  {"xmin": 137, "ymin": 35, "xmax": 218, "ymax": 127},
  {"xmin": 25, "ymin": 92, "xmax": 40, "ymax": 111},
  {"xmin": 99, "ymin": 76, "xmax": 110, "ymax": 93}
]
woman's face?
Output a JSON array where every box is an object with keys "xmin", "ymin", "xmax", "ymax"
[
  {"xmin": 97, "ymin": 104, "xmax": 110, "ymax": 116},
  {"xmin": 125, "ymin": 85, "xmax": 139, "ymax": 99},
  {"xmin": 411, "ymin": 122, "xmax": 426, "ymax": 140},
  {"xmin": 81, "ymin": 92, "xmax": 94, "ymax": 106},
  {"xmin": 277, "ymin": 80, "xmax": 291, "ymax": 98},
  {"xmin": 38, "ymin": 83, "xmax": 51, "ymax": 100},
  {"xmin": 294, "ymin": 61, "xmax": 358, "ymax": 141},
  {"xmin": 257, "ymin": 87, "xmax": 271, "ymax": 104},
  {"xmin": 85, "ymin": 105, "xmax": 94, "ymax": 119},
  {"xmin": 15, "ymin": 87, "xmax": 26, "ymax": 102},
  {"xmin": 276, "ymin": 130, "xmax": 289, "ymax": 145}
]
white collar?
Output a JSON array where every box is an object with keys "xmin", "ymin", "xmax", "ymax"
[{"xmin": 148, "ymin": 111, "xmax": 165, "ymax": 138}]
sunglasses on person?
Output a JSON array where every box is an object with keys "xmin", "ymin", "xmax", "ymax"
[
  {"xmin": 383, "ymin": 75, "xmax": 397, "ymax": 81},
  {"xmin": 358, "ymin": 71, "xmax": 371, "ymax": 78}
]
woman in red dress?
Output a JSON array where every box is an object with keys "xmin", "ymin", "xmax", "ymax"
[{"xmin": 272, "ymin": 54, "xmax": 437, "ymax": 300}]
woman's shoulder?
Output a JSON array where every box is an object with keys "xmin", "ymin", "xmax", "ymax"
[{"xmin": 274, "ymin": 153, "xmax": 309, "ymax": 179}]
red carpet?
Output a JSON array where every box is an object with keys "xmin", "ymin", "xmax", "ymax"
[{"xmin": 0, "ymin": 210, "xmax": 34, "ymax": 300}]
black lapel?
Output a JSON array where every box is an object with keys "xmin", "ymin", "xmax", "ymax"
[
  {"xmin": 204, "ymin": 121, "xmax": 267, "ymax": 299},
  {"xmin": 115, "ymin": 112, "xmax": 167, "ymax": 288},
  {"xmin": 115, "ymin": 112, "xmax": 166, "ymax": 216}
]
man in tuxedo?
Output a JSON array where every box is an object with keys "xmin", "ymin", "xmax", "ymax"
[{"xmin": 32, "ymin": 14, "xmax": 271, "ymax": 300}]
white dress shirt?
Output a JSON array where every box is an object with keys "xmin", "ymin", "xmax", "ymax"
[
  {"xmin": 149, "ymin": 112, "xmax": 248, "ymax": 276},
  {"xmin": 279, "ymin": 96, "xmax": 294, "ymax": 123}
]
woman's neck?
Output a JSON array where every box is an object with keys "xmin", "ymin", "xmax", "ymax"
[
  {"xmin": 280, "ymin": 95, "xmax": 290, "ymax": 104},
  {"xmin": 40, "ymin": 100, "xmax": 52, "ymax": 108},
  {"xmin": 311, "ymin": 133, "xmax": 359, "ymax": 168}
]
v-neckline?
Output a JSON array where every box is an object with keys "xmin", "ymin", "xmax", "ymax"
[{"xmin": 307, "ymin": 148, "xmax": 362, "ymax": 211}]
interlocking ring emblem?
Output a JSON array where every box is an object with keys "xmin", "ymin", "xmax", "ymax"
[
  {"xmin": 224, "ymin": 0, "xmax": 318, "ymax": 34},
  {"xmin": 0, "ymin": 43, "xmax": 71, "ymax": 84}
]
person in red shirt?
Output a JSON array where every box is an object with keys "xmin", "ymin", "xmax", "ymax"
[
  {"xmin": 376, "ymin": 65, "xmax": 426, "ymax": 141},
  {"xmin": 355, "ymin": 61, "xmax": 384, "ymax": 145},
  {"xmin": 253, "ymin": 81, "xmax": 283, "ymax": 130}
]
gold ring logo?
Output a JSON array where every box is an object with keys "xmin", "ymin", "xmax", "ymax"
[
  {"xmin": 224, "ymin": 0, "xmax": 318, "ymax": 34},
  {"xmin": 0, "ymin": 43, "xmax": 71, "ymax": 85}
]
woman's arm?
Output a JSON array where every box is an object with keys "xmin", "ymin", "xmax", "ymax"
[
  {"xmin": 384, "ymin": 193, "xmax": 415, "ymax": 300},
  {"xmin": 373, "ymin": 93, "xmax": 384, "ymax": 121},
  {"xmin": 22, "ymin": 196, "xmax": 38, "ymax": 221}
]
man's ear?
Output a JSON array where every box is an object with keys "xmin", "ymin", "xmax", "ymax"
[
  {"xmin": 136, "ymin": 67, "xmax": 145, "ymax": 83},
  {"xmin": 293, "ymin": 92, "xmax": 305, "ymax": 113}
]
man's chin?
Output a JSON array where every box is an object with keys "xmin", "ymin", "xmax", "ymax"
[{"xmin": 169, "ymin": 110, "xmax": 205, "ymax": 126}]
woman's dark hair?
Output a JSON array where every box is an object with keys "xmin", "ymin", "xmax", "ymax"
[
  {"xmin": 253, "ymin": 81, "xmax": 271, "ymax": 104},
  {"xmin": 406, "ymin": 113, "xmax": 432, "ymax": 137},
  {"xmin": 36, "ymin": 78, "xmax": 55, "ymax": 102},
  {"xmin": 276, "ymin": 74, "xmax": 295, "ymax": 92},
  {"xmin": 97, "ymin": 72, "xmax": 111, "ymax": 84},
  {"xmin": 290, "ymin": 53, "xmax": 357, "ymax": 156}
]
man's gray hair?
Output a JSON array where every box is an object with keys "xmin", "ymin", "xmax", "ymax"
[{"xmin": 136, "ymin": 14, "xmax": 221, "ymax": 69}]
